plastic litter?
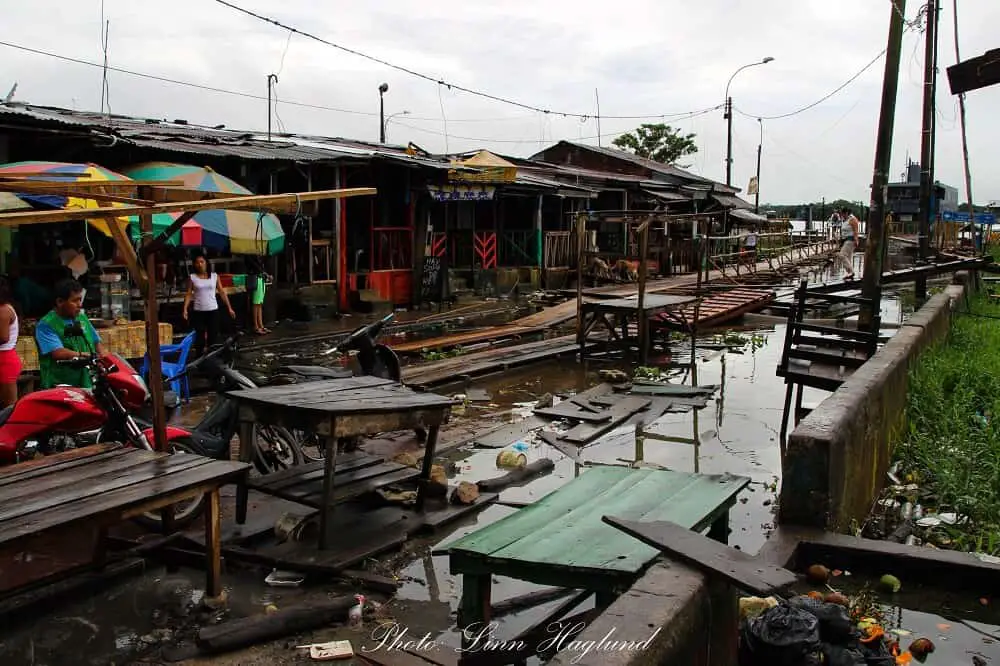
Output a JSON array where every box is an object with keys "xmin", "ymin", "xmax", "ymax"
[
  {"xmin": 265, "ymin": 569, "xmax": 304, "ymax": 587},
  {"xmin": 739, "ymin": 604, "xmax": 822, "ymax": 665},
  {"xmin": 296, "ymin": 640, "xmax": 354, "ymax": 661}
]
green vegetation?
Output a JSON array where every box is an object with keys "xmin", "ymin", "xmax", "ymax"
[
  {"xmin": 897, "ymin": 294, "xmax": 1000, "ymax": 553},
  {"xmin": 420, "ymin": 345, "xmax": 466, "ymax": 361},
  {"xmin": 709, "ymin": 331, "xmax": 767, "ymax": 352},
  {"xmin": 611, "ymin": 123, "xmax": 697, "ymax": 167}
]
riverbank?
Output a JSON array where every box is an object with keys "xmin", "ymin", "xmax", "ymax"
[{"xmin": 886, "ymin": 291, "xmax": 1000, "ymax": 554}]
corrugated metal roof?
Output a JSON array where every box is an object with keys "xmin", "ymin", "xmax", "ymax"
[
  {"xmin": 641, "ymin": 189, "xmax": 688, "ymax": 201},
  {"xmin": 712, "ymin": 193, "xmax": 754, "ymax": 210},
  {"xmin": 731, "ymin": 209, "xmax": 769, "ymax": 222}
]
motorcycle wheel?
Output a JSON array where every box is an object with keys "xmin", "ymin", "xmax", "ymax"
[
  {"xmin": 133, "ymin": 437, "xmax": 210, "ymax": 530},
  {"xmin": 252, "ymin": 425, "xmax": 304, "ymax": 474}
]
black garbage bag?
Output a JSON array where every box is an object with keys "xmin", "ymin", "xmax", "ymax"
[
  {"xmin": 738, "ymin": 603, "xmax": 822, "ymax": 666},
  {"xmin": 787, "ymin": 596, "xmax": 855, "ymax": 644},
  {"xmin": 824, "ymin": 643, "xmax": 867, "ymax": 666}
]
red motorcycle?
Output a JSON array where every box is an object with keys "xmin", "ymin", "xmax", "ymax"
[{"xmin": 0, "ymin": 353, "xmax": 205, "ymax": 526}]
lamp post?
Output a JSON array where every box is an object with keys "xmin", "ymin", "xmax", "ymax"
[
  {"xmin": 378, "ymin": 82, "xmax": 389, "ymax": 144},
  {"xmin": 382, "ymin": 110, "xmax": 410, "ymax": 143},
  {"xmin": 724, "ymin": 57, "xmax": 774, "ymax": 186},
  {"xmin": 754, "ymin": 118, "xmax": 763, "ymax": 213}
]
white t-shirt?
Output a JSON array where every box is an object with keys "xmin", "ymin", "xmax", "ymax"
[
  {"xmin": 744, "ymin": 233, "xmax": 759, "ymax": 248},
  {"xmin": 0, "ymin": 306, "xmax": 18, "ymax": 352},
  {"xmin": 190, "ymin": 273, "xmax": 219, "ymax": 312}
]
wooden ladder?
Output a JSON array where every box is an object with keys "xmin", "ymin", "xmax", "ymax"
[{"xmin": 776, "ymin": 279, "xmax": 881, "ymax": 442}]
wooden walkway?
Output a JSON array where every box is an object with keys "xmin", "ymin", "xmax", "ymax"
[
  {"xmin": 402, "ymin": 334, "xmax": 594, "ymax": 388},
  {"xmin": 654, "ymin": 287, "xmax": 775, "ymax": 331}
]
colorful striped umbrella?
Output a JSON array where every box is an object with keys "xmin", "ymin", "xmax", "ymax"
[
  {"xmin": 0, "ymin": 161, "xmax": 131, "ymax": 236},
  {"xmin": 122, "ymin": 162, "xmax": 285, "ymax": 255}
]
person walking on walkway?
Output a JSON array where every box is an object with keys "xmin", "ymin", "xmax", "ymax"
[
  {"xmin": 835, "ymin": 208, "xmax": 860, "ymax": 280},
  {"xmin": 183, "ymin": 253, "xmax": 236, "ymax": 358}
]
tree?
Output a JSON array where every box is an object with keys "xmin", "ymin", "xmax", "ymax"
[{"xmin": 612, "ymin": 123, "xmax": 698, "ymax": 166}]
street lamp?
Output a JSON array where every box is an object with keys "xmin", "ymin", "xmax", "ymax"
[
  {"xmin": 754, "ymin": 118, "xmax": 763, "ymax": 214},
  {"xmin": 724, "ymin": 57, "xmax": 774, "ymax": 187},
  {"xmin": 383, "ymin": 110, "xmax": 410, "ymax": 143},
  {"xmin": 378, "ymin": 82, "xmax": 389, "ymax": 144}
]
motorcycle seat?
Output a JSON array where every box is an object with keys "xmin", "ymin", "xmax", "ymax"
[
  {"xmin": 278, "ymin": 365, "xmax": 353, "ymax": 380},
  {"xmin": 0, "ymin": 405, "xmax": 11, "ymax": 428}
]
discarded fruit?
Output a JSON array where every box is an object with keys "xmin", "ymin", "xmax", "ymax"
[
  {"xmin": 832, "ymin": 569, "xmax": 843, "ymax": 577},
  {"xmin": 879, "ymin": 574, "xmax": 902, "ymax": 593},
  {"xmin": 807, "ymin": 591, "xmax": 824, "ymax": 600},
  {"xmin": 907, "ymin": 637, "xmax": 935, "ymax": 662},
  {"xmin": 824, "ymin": 592, "xmax": 849, "ymax": 607},
  {"xmin": 806, "ymin": 564, "xmax": 830, "ymax": 584},
  {"xmin": 980, "ymin": 597, "xmax": 990, "ymax": 606}
]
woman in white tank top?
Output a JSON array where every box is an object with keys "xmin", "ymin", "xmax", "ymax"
[
  {"xmin": 183, "ymin": 253, "xmax": 236, "ymax": 358},
  {"xmin": 0, "ymin": 279, "xmax": 21, "ymax": 407}
]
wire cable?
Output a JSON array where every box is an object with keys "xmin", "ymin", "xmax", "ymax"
[
  {"xmin": 211, "ymin": 0, "xmax": 724, "ymax": 121},
  {"xmin": 735, "ymin": 49, "xmax": 888, "ymax": 120}
]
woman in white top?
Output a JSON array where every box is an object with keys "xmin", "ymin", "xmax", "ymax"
[
  {"xmin": 0, "ymin": 278, "xmax": 20, "ymax": 407},
  {"xmin": 834, "ymin": 208, "xmax": 860, "ymax": 280},
  {"xmin": 182, "ymin": 253, "xmax": 236, "ymax": 358}
]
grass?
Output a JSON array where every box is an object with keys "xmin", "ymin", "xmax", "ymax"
[{"xmin": 897, "ymin": 293, "xmax": 1000, "ymax": 553}]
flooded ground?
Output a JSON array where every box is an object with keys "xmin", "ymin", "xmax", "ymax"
[{"xmin": 0, "ymin": 261, "xmax": 957, "ymax": 666}]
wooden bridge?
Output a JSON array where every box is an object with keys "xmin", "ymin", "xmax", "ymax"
[{"xmin": 653, "ymin": 287, "xmax": 775, "ymax": 332}]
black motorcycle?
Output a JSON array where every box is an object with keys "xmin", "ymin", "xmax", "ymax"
[
  {"xmin": 142, "ymin": 334, "xmax": 306, "ymax": 475},
  {"xmin": 266, "ymin": 312, "xmax": 425, "ymax": 459}
]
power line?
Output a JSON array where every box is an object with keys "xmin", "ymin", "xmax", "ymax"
[
  {"xmin": 735, "ymin": 49, "xmax": 888, "ymax": 120},
  {"xmin": 0, "ymin": 39, "xmax": 550, "ymax": 124},
  {"xmin": 211, "ymin": 0, "xmax": 720, "ymax": 121}
]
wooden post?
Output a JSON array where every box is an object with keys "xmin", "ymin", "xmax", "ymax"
[
  {"xmin": 575, "ymin": 213, "xmax": 586, "ymax": 345},
  {"xmin": 204, "ymin": 488, "xmax": 222, "ymax": 597},
  {"xmin": 637, "ymin": 218, "xmax": 650, "ymax": 363},
  {"xmin": 139, "ymin": 187, "xmax": 168, "ymax": 453}
]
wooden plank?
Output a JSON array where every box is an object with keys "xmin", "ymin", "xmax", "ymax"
[
  {"xmin": 0, "ymin": 459, "xmax": 248, "ymax": 546},
  {"xmin": 266, "ymin": 467, "xmax": 422, "ymax": 507},
  {"xmin": 601, "ymin": 516, "xmax": 798, "ymax": 596},
  {"xmin": 249, "ymin": 452, "xmax": 385, "ymax": 493},
  {"xmin": 448, "ymin": 467, "xmax": 749, "ymax": 576},
  {"xmin": 534, "ymin": 403, "xmax": 612, "ymax": 423},
  {"xmin": 0, "ymin": 187, "xmax": 378, "ymax": 226},
  {"xmin": 559, "ymin": 396, "xmax": 651, "ymax": 444},
  {"xmin": 472, "ymin": 416, "xmax": 548, "ymax": 449},
  {"xmin": 0, "ymin": 445, "xmax": 127, "ymax": 485},
  {"xmin": 0, "ymin": 454, "xmax": 212, "ymax": 524},
  {"xmin": 416, "ymin": 492, "xmax": 499, "ymax": 531}
]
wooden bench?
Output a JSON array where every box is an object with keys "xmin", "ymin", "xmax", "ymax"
[
  {"xmin": 447, "ymin": 466, "xmax": 749, "ymax": 661},
  {"xmin": 579, "ymin": 294, "xmax": 697, "ymax": 363},
  {"xmin": 228, "ymin": 376, "xmax": 455, "ymax": 550},
  {"xmin": 0, "ymin": 444, "xmax": 249, "ymax": 598}
]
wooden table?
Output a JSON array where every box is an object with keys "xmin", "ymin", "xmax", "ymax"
[
  {"xmin": 447, "ymin": 466, "xmax": 749, "ymax": 646},
  {"xmin": 579, "ymin": 293, "xmax": 696, "ymax": 362},
  {"xmin": 228, "ymin": 376, "xmax": 455, "ymax": 550},
  {"xmin": 0, "ymin": 444, "xmax": 248, "ymax": 597}
]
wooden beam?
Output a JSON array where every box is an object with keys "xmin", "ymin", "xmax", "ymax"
[
  {"xmin": 139, "ymin": 210, "xmax": 197, "ymax": 261},
  {"xmin": 0, "ymin": 187, "xmax": 377, "ymax": 226},
  {"xmin": 106, "ymin": 214, "xmax": 147, "ymax": 292},
  {"xmin": 0, "ymin": 183, "xmax": 154, "ymax": 206},
  {"xmin": 139, "ymin": 185, "xmax": 168, "ymax": 455}
]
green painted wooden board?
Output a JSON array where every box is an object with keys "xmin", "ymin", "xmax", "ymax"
[{"xmin": 448, "ymin": 467, "xmax": 749, "ymax": 576}]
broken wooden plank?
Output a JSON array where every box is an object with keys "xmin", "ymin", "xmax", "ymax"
[
  {"xmin": 537, "ymin": 430, "xmax": 582, "ymax": 462},
  {"xmin": 534, "ymin": 403, "xmax": 612, "ymax": 423},
  {"xmin": 491, "ymin": 587, "xmax": 578, "ymax": 619},
  {"xmin": 473, "ymin": 416, "xmax": 548, "ymax": 449},
  {"xmin": 559, "ymin": 396, "xmax": 651, "ymax": 444},
  {"xmin": 601, "ymin": 516, "xmax": 798, "ymax": 596}
]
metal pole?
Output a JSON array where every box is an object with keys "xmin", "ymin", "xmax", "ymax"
[
  {"xmin": 379, "ymin": 92, "xmax": 386, "ymax": 144},
  {"xmin": 951, "ymin": 0, "xmax": 976, "ymax": 253},
  {"xmin": 725, "ymin": 97, "xmax": 733, "ymax": 186},
  {"xmin": 754, "ymin": 118, "xmax": 763, "ymax": 213},
  {"xmin": 859, "ymin": 0, "xmax": 907, "ymax": 328},
  {"xmin": 916, "ymin": 0, "xmax": 938, "ymax": 300},
  {"xmin": 266, "ymin": 75, "xmax": 273, "ymax": 142}
]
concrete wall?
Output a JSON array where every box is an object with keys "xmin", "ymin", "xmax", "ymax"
[
  {"xmin": 780, "ymin": 273, "xmax": 972, "ymax": 531},
  {"xmin": 550, "ymin": 561, "xmax": 738, "ymax": 666}
]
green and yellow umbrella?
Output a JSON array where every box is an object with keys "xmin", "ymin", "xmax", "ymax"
[{"xmin": 122, "ymin": 162, "xmax": 285, "ymax": 255}]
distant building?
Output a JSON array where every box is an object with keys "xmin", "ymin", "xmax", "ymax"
[{"xmin": 886, "ymin": 160, "xmax": 958, "ymax": 231}]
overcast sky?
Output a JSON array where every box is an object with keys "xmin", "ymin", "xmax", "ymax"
[{"xmin": 2, "ymin": 0, "xmax": 998, "ymax": 205}]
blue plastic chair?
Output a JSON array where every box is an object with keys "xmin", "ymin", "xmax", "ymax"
[{"xmin": 141, "ymin": 331, "xmax": 196, "ymax": 402}]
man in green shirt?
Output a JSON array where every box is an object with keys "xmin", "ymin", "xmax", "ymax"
[{"xmin": 35, "ymin": 279, "xmax": 105, "ymax": 389}]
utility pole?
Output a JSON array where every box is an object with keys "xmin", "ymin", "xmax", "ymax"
[
  {"xmin": 725, "ymin": 97, "xmax": 734, "ymax": 186},
  {"xmin": 950, "ymin": 0, "xmax": 976, "ymax": 252},
  {"xmin": 916, "ymin": 0, "xmax": 939, "ymax": 301},
  {"xmin": 266, "ymin": 74, "xmax": 278, "ymax": 142},
  {"xmin": 859, "ymin": 0, "xmax": 908, "ymax": 329},
  {"xmin": 754, "ymin": 118, "xmax": 763, "ymax": 213},
  {"xmin": 595, "ymin": 88, "xmax": 602, "ymax": 147}
]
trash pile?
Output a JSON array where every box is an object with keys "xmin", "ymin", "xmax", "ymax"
[{"xmin": 738, "ymin": 594, "xmax": 935, "ymax": 665}]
